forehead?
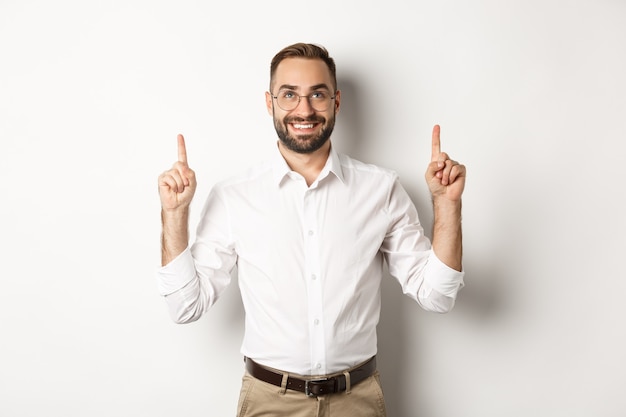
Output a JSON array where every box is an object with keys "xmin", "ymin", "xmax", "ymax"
[{"xmin": 272, "ymin": 57, "xmax": 333, "ymax": 90}]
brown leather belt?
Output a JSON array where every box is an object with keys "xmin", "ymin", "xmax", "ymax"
[{"xmin": 245, "ymin": 356, "xmax": 376, "ymax": 397}]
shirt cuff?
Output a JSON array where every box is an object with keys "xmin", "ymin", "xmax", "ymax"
[
  {"xmin": 424, "ymin": 250, "xmax": 465, "ymax": 298},
  {"xmin": 156, "ymin": 247, "xmax": 196, "ymax": 296}
]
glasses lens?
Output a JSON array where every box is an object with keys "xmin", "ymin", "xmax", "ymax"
[
  {"xmin": 309, "ymin": 91, "xmax": 332, "ymax": 111},
  {"xmin": 276, "ymin": 90, "xmax": 298, "ymax": 111}
]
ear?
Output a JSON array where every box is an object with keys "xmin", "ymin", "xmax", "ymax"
[
  {"xmin": 334, "ymin": 90, "xmax": 341, "ymax": 115},
  {"xmin": 265, "ymin": 91, "xmax": 273, "ymax": 115}
]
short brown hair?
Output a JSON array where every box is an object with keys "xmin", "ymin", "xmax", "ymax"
[{"xmin": 269, "ymin": 43, "xmax": 337, "ymax": 91}]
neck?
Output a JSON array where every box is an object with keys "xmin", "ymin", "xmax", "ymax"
[{"xmin": 278, "ymin": 140, "xmax": 331, "ymax": 186}]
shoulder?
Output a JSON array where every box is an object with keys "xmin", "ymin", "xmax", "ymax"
[
  {"xmin": 211, "ymin": 159, "xmax": 274, "ymax": 194},
  {"xmin": 336, "ymin": 152, "xmax": 399, "ymax": 183}
]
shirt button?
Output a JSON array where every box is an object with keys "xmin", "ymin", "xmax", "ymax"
[
  {"xmin": 308, "ymin": 230, "xmax": 314, "ymax": 236},
  {"xmin": 316, "ymin": 363, "xmax": 322, "ymax": 369},
  {"xmin": 314, "ymin": 319, "xmax": 320, "ymax": 325},
  {"xmin": 311, "ymin": 274, "xmax": 317, "ymax": 281}
]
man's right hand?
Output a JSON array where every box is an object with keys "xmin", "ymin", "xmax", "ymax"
[{"xmin": 158, "ymin": 134, "xmax": 197, "ymax": 211}]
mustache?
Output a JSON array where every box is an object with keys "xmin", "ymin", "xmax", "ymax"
[{"xmin": 284, "ymin": 116, "xmax": 325, "ymax": 124}]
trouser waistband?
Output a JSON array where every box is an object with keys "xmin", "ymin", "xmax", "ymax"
[{"xmin": 244, "ymin": 356, "xmax": 377, "ymax": 397}]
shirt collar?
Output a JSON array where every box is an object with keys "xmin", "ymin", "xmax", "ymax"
[{"xmin": 271, "ymin": 142, "xmax": 345, "ymax": 186}]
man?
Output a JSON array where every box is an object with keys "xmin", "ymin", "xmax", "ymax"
[{"xmin": 157, "ymin": 43, "xmax": 465, "ymax": 417}]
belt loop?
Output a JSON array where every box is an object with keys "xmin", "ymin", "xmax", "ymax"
[
  {"xmin": 343, "ymin": 371, "xmax": 351, "ymax": 395},
  {"xmin": 279, "ymin": 372, "xmax": 289, "ymax": 395}
]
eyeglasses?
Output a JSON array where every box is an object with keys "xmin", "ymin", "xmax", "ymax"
[{"xmin": 271, "ymin": 89, "xmax": 336, "ymax": 112}]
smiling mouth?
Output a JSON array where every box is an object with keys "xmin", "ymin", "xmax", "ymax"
[{"xmin": 292, "ymin": 123, "xmax": 316, "ymax": 129}]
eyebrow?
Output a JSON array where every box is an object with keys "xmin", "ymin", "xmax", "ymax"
[{"xmin": 277, "ymin": 83, "xmax": 332, "ymax": 92}]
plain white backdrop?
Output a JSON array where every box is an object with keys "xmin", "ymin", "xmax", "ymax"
[{"xmin": 1, "ymin": 0, "xmax": 625, "ymax": 416}]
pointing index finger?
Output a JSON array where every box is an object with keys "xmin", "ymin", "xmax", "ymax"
[
  {"xmin": 177, "ymin": 134, "xmax": 188, "ymax": 164},
  {"xmin": 431, "ymin": 124, "xmax": 441, "ymax": 162}
]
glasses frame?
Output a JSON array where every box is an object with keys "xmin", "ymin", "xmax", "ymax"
[{"xmin": 271, "ymin": 89, "xmax": 337, "ymax": 112}]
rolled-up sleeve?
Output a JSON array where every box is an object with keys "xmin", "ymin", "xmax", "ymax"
[
  {"xmin": 423, "ymin": 250, "xmax": 464, "ymax": 299},
  {"xmin": 156, "ymin": 247, "xmax": 196, "ymax": 296}
]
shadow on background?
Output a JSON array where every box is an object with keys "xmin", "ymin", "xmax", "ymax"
[{"xmin": 333, "ymin": 74, "xmax": 371, "ymax": 162}]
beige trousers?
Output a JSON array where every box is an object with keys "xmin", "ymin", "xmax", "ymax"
[{"xmin": 236, "ymin": 370, "xmax": 387, "ymax": 417}]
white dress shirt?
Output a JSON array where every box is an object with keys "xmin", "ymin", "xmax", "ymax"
[{"xmin": 157, "ymin": 143, "xmax": 464, "ymax": 375}]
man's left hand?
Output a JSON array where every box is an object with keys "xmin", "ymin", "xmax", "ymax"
[{"xmin": 425, "ymin": 124, "xmax": 466, "ymax": 202}]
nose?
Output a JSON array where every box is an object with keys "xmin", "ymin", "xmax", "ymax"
[{"xmin": 293, "ymin": 95, "xmax": 316, "ymax": 116}]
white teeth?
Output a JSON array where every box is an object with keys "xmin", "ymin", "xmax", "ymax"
[{"xmin": 293, "ymin": 124, "xmax": 314, "ymax": 129}]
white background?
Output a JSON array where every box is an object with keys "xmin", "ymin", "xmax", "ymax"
[{"xmin": 1, "ymin": 1, "xmax": 625, "ymax": 416}]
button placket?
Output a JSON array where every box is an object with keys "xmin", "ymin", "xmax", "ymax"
[{"xmin": 302, "ymin": 189, "xmax": 325, "ymax": 374}]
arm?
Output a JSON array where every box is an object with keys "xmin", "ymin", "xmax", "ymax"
[
  {"xmin": 425, "ymin": 125, "xmax": 465, "ymax": 271},
  {"xmin": 156, "ymin": 135, "xmax": 236, "ymax": 323},
  {"xmin": 158, "ymin": 134, "xmax": 197, "ymax": 266}
]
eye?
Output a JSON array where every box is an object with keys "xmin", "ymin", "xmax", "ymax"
[
  {"xmin": 280, "ymin": 90, "xmax": 297, "ymax": 100},
  {"xmin": 310, "ymin": 91, "xmax": 328, "ymax": 100}
]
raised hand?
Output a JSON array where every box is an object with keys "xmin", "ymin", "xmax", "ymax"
[
  {"xmin": 425, "ymin": 125, "xmax": 466, "ymax": 202},
  {"xmin": 158, "ymin": 134, "xmax": 197, "ymax": 211}
]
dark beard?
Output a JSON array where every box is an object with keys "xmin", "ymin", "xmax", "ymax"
[{"xmin": 274, "ymin": 114, "xmax": 335, "ymax": 154}]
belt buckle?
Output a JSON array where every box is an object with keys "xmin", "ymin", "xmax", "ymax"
[{"xmin": 304, "ymin": 377, "xmax": 331, "ymax": 397}]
